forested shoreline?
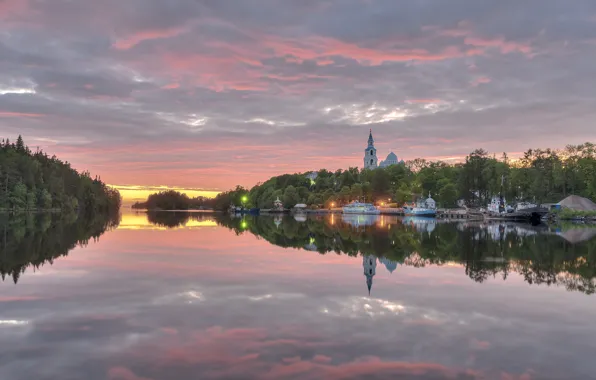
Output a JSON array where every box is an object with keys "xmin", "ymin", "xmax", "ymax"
[
  {"xmin": 212, "ymin": 143, "xmax": 596, "ymax": 210},
  {"xmin": 131, "ymin": 190, "xmax": 214, "ymax": 210},
  {"xmin": 0, "ymin": 136, "xmax": 121, "ymax": 214}
]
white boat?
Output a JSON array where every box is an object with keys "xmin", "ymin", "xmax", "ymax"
[
  {"xmin": 515, "ymin": 201, "xmax": 537, "ymax": 212},
  {"xmin": 404, "ymin": 193, "xmax": 437, "ymax": 217},
  {"xmin": 342, "ymin": 201, "xmax": 380, "ymax": 214},
  {"xmin": 487, "ymin": 196, "xmax": 506, "ymax": 214}
]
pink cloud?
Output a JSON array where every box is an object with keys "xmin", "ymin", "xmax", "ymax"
[
  {"xmin": 0, "ymin": 0, "xmax": 28, "ymax": 19},
  {"xmin": 261, "ymin": 35, "xmax": 472, "ymax": 65},
  {"xmin": 123, "ymin": 25, "xmax": 485, "ymax": 93},
  {"xmin": 471, "ymin": 76, "xmax": 492, "ymax": 86},
  {"xmin": 0, "ymin": 111, "xmax": 44, "ymax": 118},
  {"xmin": 113, "ymin": 26, "xmax": 188, "ymax": 50},
  {"xmin": 470, "ymin": 338, "xmax": 491, "ymax": 350},
  {"xmin": 312, "ymin": 355, "xmax": 333, "ymax": 364},
  {"xmin": 108, "ymin": 367, "xmax": 152, "ymax": 380},
  {"xmin": 263, "ymin": 356, "xmax": 481, "ymax": 379},
  {"xmin": 464, "ymin": 36, "xmax": 532, "ymax": 54},
  {"xmin": 0, "ymin": 295, "xmax": 41, "ymax": 302},
  {"xmin": 433, "ymin": 21, "xmax": 533, "ymax": 56}
]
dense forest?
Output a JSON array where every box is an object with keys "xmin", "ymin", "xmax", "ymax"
[
  {"xmin": 131, "ymin": 190, "xmax": 214, "ymax": 210},
  {"xmin": 0, "ymin": 136, "xmax": 121, "ymax": 213},
  {"xmin": 213, "ymin": 143, "xmax": 596, "ymax": 210},
  {"xmin": 216, "ymin": 214, "xmax": 596, "ymax": 294}
]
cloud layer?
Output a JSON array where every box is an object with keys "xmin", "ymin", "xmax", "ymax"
[{"xmin": 2, "ymin": 0, "xmax": 596, "ymax": 190}]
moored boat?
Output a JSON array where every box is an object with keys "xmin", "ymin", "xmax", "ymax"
[
  {"xmin": 342, "ymin": 201, "xmax": 381, "ymax": 214},
  {"xmin": 515, "ymin": 201, "xmax": 537, "ymax": 212},
  {"xmin": 404, "ymin": 193, "xmax": 437, "ymax": 217}
]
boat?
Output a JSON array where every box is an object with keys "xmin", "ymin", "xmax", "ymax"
[
  {"xmin": 487, "ymin": 195, "xmax": 507, "ymax": 215},
  {"xmin": 404, "ymin": 193, "xmax": 437, "ymax": 217},
  {"xmin": 342, "ymin": 201, "xmax": 381, "ymax": 214},
  {"xmin": 515, "ymin": 201, "xmax": 537, "ymax": 212},
  {"xmin": 486, "ymin": 196, "xmax": 548, "ymax": 224}
]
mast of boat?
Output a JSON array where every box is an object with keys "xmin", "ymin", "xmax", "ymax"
[{"xmin": 499, "ymin": 174, "xmax": 505, "ymax": 213}]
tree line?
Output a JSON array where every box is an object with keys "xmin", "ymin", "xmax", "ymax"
[
  {"xmin": 211, "ymin": 143, "xmax": 596, "ymax": 210},
  {"xmin": 131, "ymin": 190, "xmax": 214, "ymax": 210},
  {"xmin": 0, "ymin": 136, "xmax": 121, "ymax": 214}
]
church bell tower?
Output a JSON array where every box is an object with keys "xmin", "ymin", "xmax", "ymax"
[{"xmin": 364, "ymin": 129, "xmax": 378, "ymax": 170}]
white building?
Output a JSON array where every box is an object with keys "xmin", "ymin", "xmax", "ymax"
[
  {"xmin": 425, "ymin": 193, "xmax": 436, "ymax": 209},
  {"xmin": 305, "ymin": 171, "xmax": 318, "ymax": 181},
  {"xmin": 364, "ymin": 130, "xmax": 378, "ymax": 170},
  {"xmin": 363, "ymin": 130, "xmax": 404, "ymax": 170}
]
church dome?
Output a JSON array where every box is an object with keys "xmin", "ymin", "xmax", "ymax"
[{"xmin": 386, "ymin": 152, "xmax": 397, "ymax": 161}]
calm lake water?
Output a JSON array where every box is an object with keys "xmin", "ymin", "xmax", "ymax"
[{"xmin": 2, "ymin": 212, "xmax": 596, "ymax": 380}]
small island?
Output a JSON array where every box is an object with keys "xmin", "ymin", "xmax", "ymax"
[{"xmin": 131, "ymin": 190, "xmax": 214, "ymax": 211}]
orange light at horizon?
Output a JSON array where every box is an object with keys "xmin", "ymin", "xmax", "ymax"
[{"xmin": 109, "ymin": 184, "xmax": 220, "ymax": 203}]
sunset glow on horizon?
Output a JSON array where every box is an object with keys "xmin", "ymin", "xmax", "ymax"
[
  {"xmin": 2, "ymin": 1, "xmax": 596, "ymax": 191},
  {"xmin": 111, "ymin": 185, "xmax": 220, "ymax": 203}
]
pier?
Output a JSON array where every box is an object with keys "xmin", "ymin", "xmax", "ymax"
[{"xmin": 437, "ymin": 209, "xmax": 483, "ymax": 220}]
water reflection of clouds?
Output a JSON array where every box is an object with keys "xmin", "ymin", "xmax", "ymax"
[{"xmin": 2, "ymin": 223, "xmax": 596, "ymax": 379}]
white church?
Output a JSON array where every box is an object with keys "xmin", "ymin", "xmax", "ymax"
[{"xmin": 363, "ymin": 129, "xmax": 405, "ymax": 170}]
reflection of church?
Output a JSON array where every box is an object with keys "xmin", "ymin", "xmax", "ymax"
[
  {"xmin": 363, "ymin": 255, "xmax": 377, "ymax": 295},
  {"xmin": 362, "ymin": 255, "xmax": 399, "ymax": 295}
]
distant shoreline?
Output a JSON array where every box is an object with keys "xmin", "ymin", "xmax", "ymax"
[{"xmin": 132, "ymin": 208, "xmax": 221, "ymax": 213}]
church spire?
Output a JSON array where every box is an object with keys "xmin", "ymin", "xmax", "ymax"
[{"xmin": 363, "ymin": 129, "xmax": 378, "ymax": 170}]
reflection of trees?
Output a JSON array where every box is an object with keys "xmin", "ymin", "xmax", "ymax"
[
  {"xmin": 147, "ymin": 211, "xmax": 190, "ymax": 228},
  {"xmin": 215, "ymin": 215, "xmax": 596, "ymax": 294},
  {"xmin": 146, "ymin": 211, "xmax": 215, "ymax": 228},
  {"xmin": 0, "ymin": 212, "xmax": 120, "ymax": 284}
]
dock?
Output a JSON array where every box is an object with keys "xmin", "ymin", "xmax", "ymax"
[{"xmin": 437, "ymin": 209, "xmax": 483, "ymax": 220}]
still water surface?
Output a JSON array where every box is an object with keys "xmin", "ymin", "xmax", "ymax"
[{"xmin": 1, "ymin": 212, "xmax": 596, "ymax": 380}]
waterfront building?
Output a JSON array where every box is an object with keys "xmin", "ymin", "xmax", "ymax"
[
  {"xmin": 305, "ymin": 171, "xmax": 318, "ymax": 181},
  {"xmin": 273, "ymin": 197, "xmax": 283, "ymax": 211}
]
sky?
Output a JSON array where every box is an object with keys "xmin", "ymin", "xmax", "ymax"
[{"xmin": 1, "ymin": 0, "xmax": 596, "ymax": 199}]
